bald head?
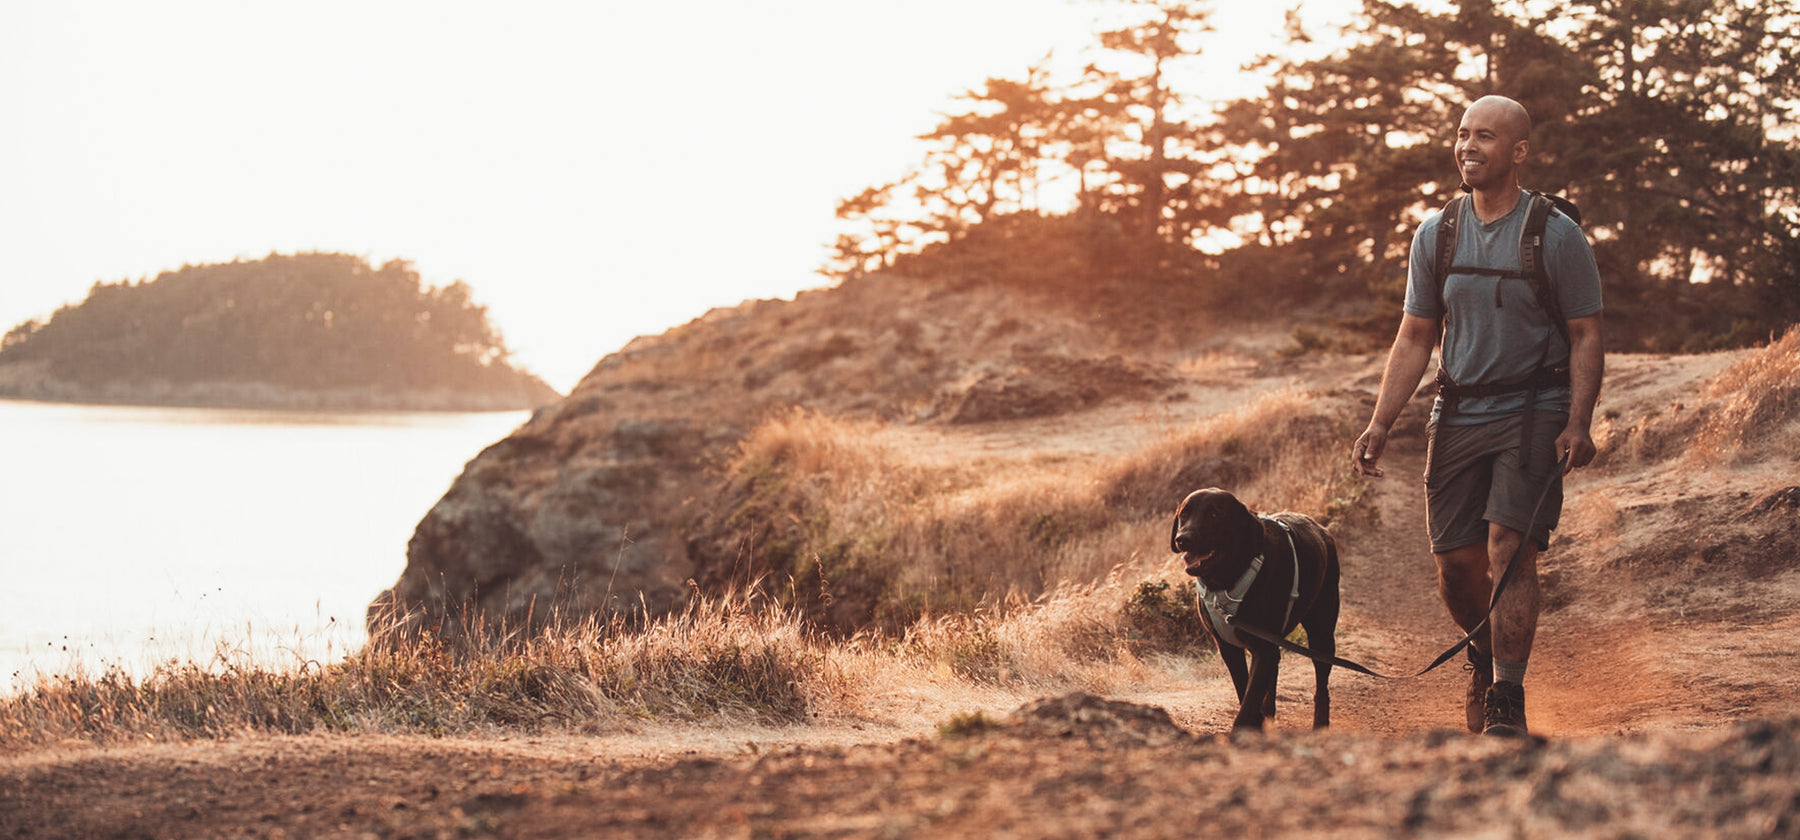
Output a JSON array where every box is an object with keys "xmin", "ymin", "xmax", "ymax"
[{"xmin": 1465, "ymin": 96, "xmax": 1532, "ymax": 145}]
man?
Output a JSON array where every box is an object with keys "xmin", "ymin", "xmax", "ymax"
[{"xmin": 1351, "ymin": 95, "xmax": 1604, "ymax": 738}]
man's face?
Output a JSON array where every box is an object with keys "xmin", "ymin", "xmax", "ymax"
[{"xmin": 1455, "ymin": 103, "xmax": 1527, "ymax": 190}]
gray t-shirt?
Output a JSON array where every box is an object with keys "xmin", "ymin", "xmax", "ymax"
[{"xmin": 1404, "ymin": 189, "xmax": 1603, "ymax": 425}]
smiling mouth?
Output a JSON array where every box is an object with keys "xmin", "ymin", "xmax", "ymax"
[{"xmin": 1183, "ymin": 550, "xmax": 1215, "ymax": 572}]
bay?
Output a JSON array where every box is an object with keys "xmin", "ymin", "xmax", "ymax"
[{"xmin": 0, "ymin": 399, "xmax": 527, "ymax": 692}]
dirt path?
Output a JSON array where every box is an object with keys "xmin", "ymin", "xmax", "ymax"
[{"xmin": 6, "ymin": 696, "xmax": 1796, "ymax": 839}]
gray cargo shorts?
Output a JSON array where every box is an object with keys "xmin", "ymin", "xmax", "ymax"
[{"xmin": 1423, "ymin": 409, "xmax": 1567, "ymax": 553}]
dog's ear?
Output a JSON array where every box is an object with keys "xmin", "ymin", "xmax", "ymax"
[{"xmin": 1170, "ymin": 491, "xmax": 1197, "ymax": 553}]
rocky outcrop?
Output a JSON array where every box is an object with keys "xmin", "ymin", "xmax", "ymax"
[
  {"xmin": 371, "ymin": 277, "xmax": 1185, "ymax": 636},
  {"xmin": 932, "ymin": 348, "xmax": 1177, "ymax": 424}
]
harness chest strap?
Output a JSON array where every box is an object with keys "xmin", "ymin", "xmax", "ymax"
[{"xmin": 1196, "ymin": 517, "xmax": 1301, "ymax": 647}]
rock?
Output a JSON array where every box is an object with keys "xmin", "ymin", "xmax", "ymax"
[
  {"xmin": 931, "ymin": 349, "xmax": 1177, "ymax": 424},
  {"xmin": 1005, "ymin": 693, "xmax": 1192, "ymax": 746}
]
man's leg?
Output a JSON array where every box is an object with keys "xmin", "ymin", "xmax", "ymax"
[
  {"xmin": 1482, "ymin": 522, "xmax": 1539, "ymax": 736},
  {"xmin": 1486, "ymin": 522, "xmax": 1541, "ymax": 668},
  {"xmin": 1435, "ymin": 522, "xmax": 1540, "ymax": 733},
  {"xmin": 1434, "ymin": 542, "xmax": 1492, "ymax": 732},
  {"xmin": 1434, "ymin": 542, "xmax": 1492, "ymax": 642}
]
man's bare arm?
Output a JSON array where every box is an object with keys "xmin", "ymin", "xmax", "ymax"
[
  {"xmin": 1557, "ymin": 313, "xmax": 1604, "ymax": 471},
  {"xmin": 1352, "ymin": 313, "xmax": 1441, "ymax": 477}
]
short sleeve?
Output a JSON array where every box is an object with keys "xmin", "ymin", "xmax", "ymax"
[
  {"xmin": 1404, "ymin": 213, "xmax": 1446, "ymax": 319},
  {"xmin": 1546, "ymin": 214, "xmax": 1603, "ymax": 319}
]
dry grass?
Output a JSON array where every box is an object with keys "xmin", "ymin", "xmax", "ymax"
[
  {"xmin": 1611, "ymin": 326, "xmax": 1800, "ymax": 465},
  {"xmin": 1688, "ymin": 326, "xmax": 1800, "ymax": 464},
  {"xmin": 706, "ymin": 385, "xmax": 1373, "ymax": 633},
  {"xmin": 1105, "ymin": 386, "xmax": 1374, "ymax": 526},
  {"xmin": 1560, "ymin": 490, "xmax": 1624, "ymax": 553},
  {"xmin": 0, "ymin": 593, "xmax": 832, "ymax": 750},
  {"xmin": 0, "ymin": 581, "xmax": 1216, "ymax": 750}
]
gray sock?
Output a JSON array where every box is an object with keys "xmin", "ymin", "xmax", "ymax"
[{"xmin": 1494, "ymin": 659, "xmax": 1527, "ymax": 685}]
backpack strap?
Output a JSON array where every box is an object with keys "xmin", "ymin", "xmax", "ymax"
[
  {"xmin": 1431, "ymin": 194, "xmax": 1466, "ymax": 315},
  {"xmin": 1519, "ymin": 191, "xmax": 1571, "ymax": 347}
]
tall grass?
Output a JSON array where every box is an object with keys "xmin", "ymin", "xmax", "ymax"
[
  {"xmin": 0, "ymin": 580, "xmax": 1214, "ymax": 750},
  {"xmin": 1689, "ymin": 325, "xmax": 1800, "ymax": 462},
  {"xmin": 0, "ymin": 593, "xmax": 828, "ymax": 750},
  {"xmin": 702, "ymin": 386, "xmax": 1373, "ymax": 632}
]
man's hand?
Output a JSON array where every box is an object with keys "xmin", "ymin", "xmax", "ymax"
[
  {"xmin": 1356, "ymin": 313, "xmax": 1440, "ymax": 481},
  {"xmin": 1351, "ymin": 425, "xmax": 1389, "ymax": 477},
  {"xmin": 1555, "ymin": 423, "xmax": 1596, "ymax": 474}
]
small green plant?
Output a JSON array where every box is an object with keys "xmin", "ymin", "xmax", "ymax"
[
  {"xmin": 937, "ymin": 710, "xmax": 1001, "ymax": 739},
  {"xmin": 1120, "ymin": 580, "xmax": 1208, "ymax": 654},
  {"xmin": 1322, "ymin": 470, "xmax": 1381, "ymax": 531},
  {"xmin": 942, "ymin": 624, "xmax": 1006, "ymax": 683}
]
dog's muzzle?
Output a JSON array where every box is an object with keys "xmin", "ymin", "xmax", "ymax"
[{"xmin": 1172, "ymin": 533, "xmax": 1215, "ymax": 572}]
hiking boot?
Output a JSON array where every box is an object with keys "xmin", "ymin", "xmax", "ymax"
[
  {"xmin": 1483, "ymin": 680, "xmax": 1529, "ymax": 738},
  {"xmin": 1464, "ymin": 647, "xmax": 1493, "ymax": 733}
]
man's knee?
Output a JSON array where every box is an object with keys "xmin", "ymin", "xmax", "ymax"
[
  {"xmin": 1487, "ymin": 522, "xmax": 1526, "ymax": 551},
  {"xmin": 1435, "ymin": 542, "xmax": 1490, "ymax": 580},
  {"xmin": 1486, "ymin": 523, "xmax": 1538, "ymax": 568}
]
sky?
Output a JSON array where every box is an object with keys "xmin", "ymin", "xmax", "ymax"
[{"xmin": 2, "ymin": 1, "xmax": 1354, "ymax": 393}]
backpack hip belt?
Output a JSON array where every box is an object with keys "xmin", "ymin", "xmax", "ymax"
[
  {"xmin": 1434, "ymin": 364, "xmax": 1570, "ymax": 451},
  {"xmin": 1435, "ymin": 365, "xmax": 1570, "ymax": 407}
]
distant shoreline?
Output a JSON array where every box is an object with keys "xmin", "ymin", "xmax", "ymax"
[{"xmin": 0, "ymin": 360, "xmax": 558, "ymax": 413}]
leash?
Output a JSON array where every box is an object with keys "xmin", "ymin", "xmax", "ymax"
[{"xmin": 1219, "ymin": 451, "xmax": 1571, "ymax": 681}]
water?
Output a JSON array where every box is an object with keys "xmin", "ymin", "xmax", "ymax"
[{"xmin": 0, "ymin": 399, "xmax": 528, "ymax": 692}]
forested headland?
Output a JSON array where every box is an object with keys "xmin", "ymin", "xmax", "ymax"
[
  {"xmin": 828, "ymin": 0, "xmax": 1799, "ymax": 353},
  {"xmin": 0, "ymin": 252, "xmax": 559, "ymax": 411}
]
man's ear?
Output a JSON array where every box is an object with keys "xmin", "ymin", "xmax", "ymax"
[{"xmin": 1512, "ymin": 138, "xmax": 1529, "ymax": 164}]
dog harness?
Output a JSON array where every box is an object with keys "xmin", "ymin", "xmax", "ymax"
[{"xmin": 1196, "ymin": 517, "xmax": 1301, "ymax": 648}]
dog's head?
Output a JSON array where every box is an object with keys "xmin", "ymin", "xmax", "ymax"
[{"xmin": 1170, "ymin": 488, "xmax": 1263, "ymax": 590}]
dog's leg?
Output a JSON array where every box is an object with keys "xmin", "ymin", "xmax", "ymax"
[
  {"xmin": 1305, "ymin": 539, "xmax": 1343, "ymax": 729},
  {"xmin": 1233, "ymin": 642, "xmax": 1281, "ymax": 731},
  {"xmin": 1217, "ymin": 638, "xmax": 1251, "ymax": 703},
  {"xmin": 1261, "ymin": 648, "xmax": 1281, "ymax": 720},
  {"xmin": 1303, "ymin": 605, "xmax": 1338, "ymax": 729}
]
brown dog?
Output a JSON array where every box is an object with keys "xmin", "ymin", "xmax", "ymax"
[{"xmin": 1170, "ymin": 488, "xmax": 1341, "ymax": 731}]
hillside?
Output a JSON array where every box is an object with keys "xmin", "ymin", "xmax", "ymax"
[
  {"xmin": 0, "ymin": 253, "xmax": 559, "ymax": 411},
  {"xmin": 374, "ymin": 266, "xmax": 1798, "ymax": 644},
  {"xmin": 373, "ymin": 271, "xmax": 1246, "ymax": 632},
  {"xmin": 373, "ymin": 258, "xmax": 1800, "ymax": 747}
]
